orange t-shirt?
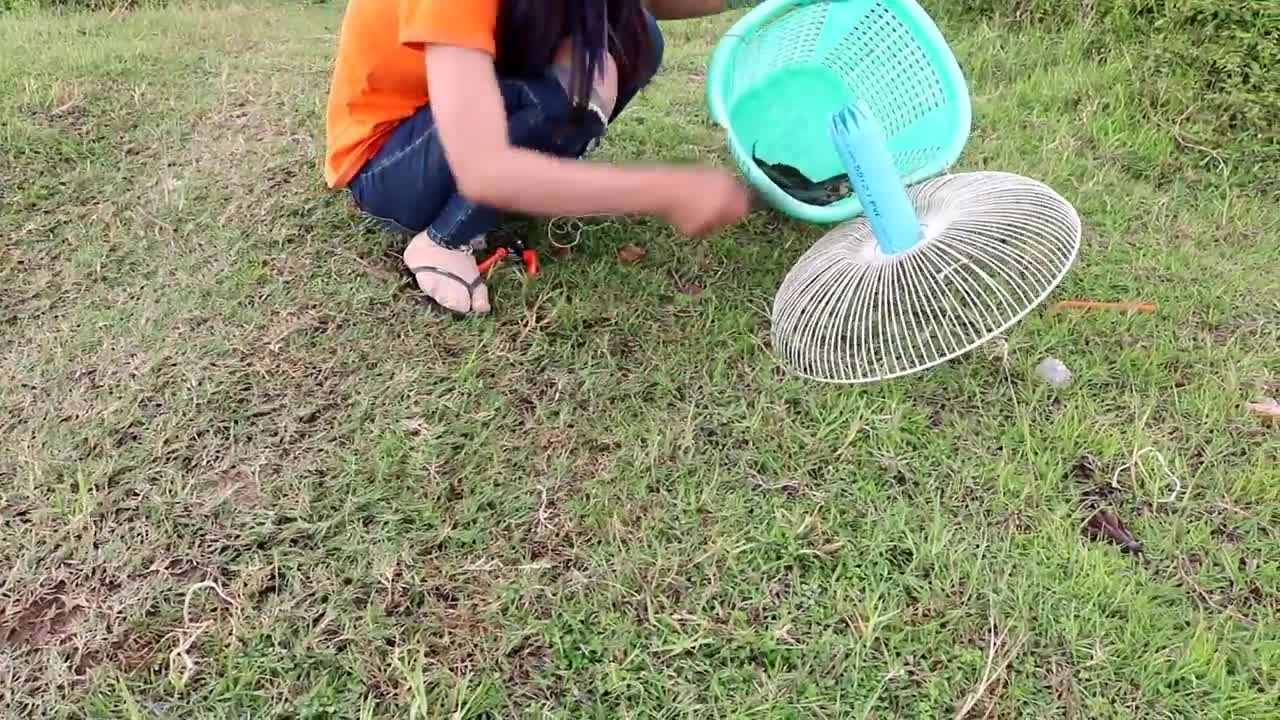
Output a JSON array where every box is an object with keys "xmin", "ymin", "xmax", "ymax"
[{"xmin": 324, "ymin": 0, "xmax": 502, "ymax": 189}]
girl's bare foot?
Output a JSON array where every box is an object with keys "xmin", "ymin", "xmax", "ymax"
[{"xmin": 403, "ymin": 231, "xmax": 491, "ymax": 315}]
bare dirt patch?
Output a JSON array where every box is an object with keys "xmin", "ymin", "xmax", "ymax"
[{"xmin": 1, "ymin": 583, "xmax": 86, "ymax": 651}]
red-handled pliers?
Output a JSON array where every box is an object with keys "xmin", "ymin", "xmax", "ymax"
[{"xmin": 476, "ymin": 236, "xmax": 539, "ymax": 277}]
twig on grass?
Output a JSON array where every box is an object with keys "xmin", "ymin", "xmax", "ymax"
[{"xmin": 1052, "ymin": 300, "xmax": 1157, "ymax": 314}]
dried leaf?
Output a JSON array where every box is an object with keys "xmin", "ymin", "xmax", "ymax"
[
  {"xmin": 678, "ymin": 283, "xmax": 704, "ymax": 297},
  {"xmin": 618, "ymin": 244, "xmax": 646, "ymax": 264},
  {"xmin": 1084, "ymin": 509, "xmax": 1143, "ymax": 554},
  {"xmin": 1247, "ymin": 398, "xmax": 1280, "ymax": 425}
]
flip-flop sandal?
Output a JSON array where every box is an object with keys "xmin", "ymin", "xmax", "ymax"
[{"xmin": 405, "ymin": 265, "xmax": 491, "ymax": 319}]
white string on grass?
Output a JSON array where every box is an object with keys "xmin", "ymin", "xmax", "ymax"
[
  {"xmin": 168, "ymin": 581, "xmax": 238, "ymax": 687},
  {"xmin": 1112, "ymin": 446, "xmax": 1183, "ymax": 505},
  {"xmin": 547, "ymin": 214, "xmax": 618, "ymax": 249}
]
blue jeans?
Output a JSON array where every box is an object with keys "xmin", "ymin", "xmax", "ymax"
[{"xmin": 348, "ymin": 15, "xmax": 665, "ymax": 250}]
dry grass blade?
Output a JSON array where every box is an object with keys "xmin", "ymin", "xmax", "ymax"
[{"xmin": 955, "ymin": 616, "xmax": 1028, "ymax": 720}]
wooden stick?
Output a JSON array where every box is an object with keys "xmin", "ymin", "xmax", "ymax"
[{"xmin": 1052, "ymin": 300, "xmax": 1158, "ymax": 313}]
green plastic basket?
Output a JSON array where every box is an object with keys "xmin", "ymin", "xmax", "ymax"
[{"xmin": 707, "ymin": 0, "xmax": 971, "ymax": 224}]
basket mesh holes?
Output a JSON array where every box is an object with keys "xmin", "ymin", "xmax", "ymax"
[
  {"xmin": 731, "ymin": 4, "xmax": 829, "ymax": 102},
  {"xmin": 821, "ymin": 3, "xmax": 946, "ymax": 136},
  {"xmin": 892, "ymin": 146, "xmax": 942, "ymax": 176}
]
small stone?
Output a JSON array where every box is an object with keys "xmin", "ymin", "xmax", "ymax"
[
  {"xmin": 1036, "ymin": 357, "xmax": 1073, "ymax": 388},
  {"xmin": 1247, "ymin": 398, "xmax": 1280, "ymax": 426}
]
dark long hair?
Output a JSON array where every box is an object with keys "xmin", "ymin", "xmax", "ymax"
[{"xmin": 496, "ymin": 0, "xmax": 653, "ymax": 116}]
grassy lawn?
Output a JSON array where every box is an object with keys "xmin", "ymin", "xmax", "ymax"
[{"xmin": 2, "ymin": 1, "xmax": 1277, "ymax": 717}]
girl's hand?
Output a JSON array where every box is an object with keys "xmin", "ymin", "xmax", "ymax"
[{"xmin": 661, "ymin": 167, "xmax": 753, "ymax": 237}]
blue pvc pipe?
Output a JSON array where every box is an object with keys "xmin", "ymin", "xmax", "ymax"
[{"xmin": 830, "ymin": 102, "xmax": 922, "ymax": 254}]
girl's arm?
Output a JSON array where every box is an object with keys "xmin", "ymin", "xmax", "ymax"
[
  {"xmin": 425, "ymin": 44, "xmax": 744, "ymax": 232},
  {"xmin": 644, "ymin": 0, "xmax": 727, "ymax": 20},
  {"xmin": 644, "ymin": 1, "xmax": 760, "ymax": 20}
]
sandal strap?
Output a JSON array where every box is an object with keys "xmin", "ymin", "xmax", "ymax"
[
  {"xmin": 409, "ymin": 265, "xmax": 485, "ymax": 292},
  {"xmin": 408, "ymin": 265, "xmax": 486, "ymax": 314}
]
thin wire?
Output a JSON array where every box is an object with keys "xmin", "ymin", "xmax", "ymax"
[{"xmin": 547, "ymin": 214, "xmax": 617, "ymax": 249}]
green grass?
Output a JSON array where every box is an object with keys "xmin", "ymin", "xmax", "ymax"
[{"xmin": 2, "ymin": 1, "xmax": 1278, "ymax": 718}]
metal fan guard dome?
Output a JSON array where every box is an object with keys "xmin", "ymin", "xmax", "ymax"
[{"xmin": 769, "ymin": 171, "xmax": 1083, "ymax": 384}]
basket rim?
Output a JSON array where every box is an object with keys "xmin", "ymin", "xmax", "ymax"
[{"xmin": 705, "ymin": 0, "xmax": 973, "ymax": 225}]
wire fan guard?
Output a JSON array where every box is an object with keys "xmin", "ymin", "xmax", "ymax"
[{"xmin": 770, "ymin": 171, "xmax": 1082, "ymax": 383}]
